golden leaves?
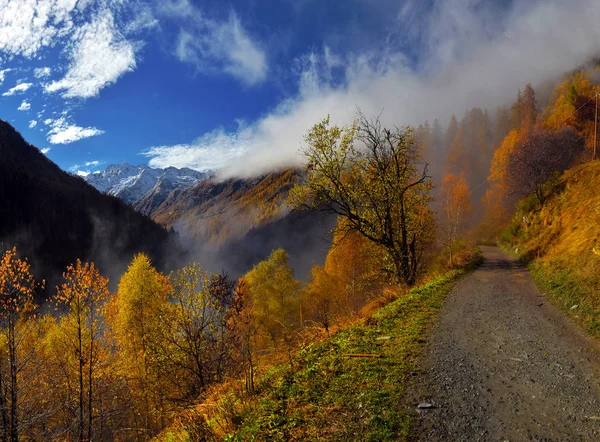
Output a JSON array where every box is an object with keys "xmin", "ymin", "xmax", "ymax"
[{"xmin": 0, "ymin": 247, "xmax": 39, "ymax": 317}]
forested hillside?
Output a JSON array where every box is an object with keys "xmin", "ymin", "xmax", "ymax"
[
  {"xmin": 148, "ymin": 169, "xmax": 300, "ymax": 245},
  {"xmin": 141, "ymin": 168, "xmax": 334, "ymax": 279},
  {"xmin": 0, "ymin": 120, "xmax": 181, "ymax": 294}
]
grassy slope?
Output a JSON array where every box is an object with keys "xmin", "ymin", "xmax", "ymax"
[
  {"xmin": 501, "ymin": 161, "xmax": 600, "ymax": 337},
  {"xmin": 156, "ymin": 262, "xmax": 480, "ymax": 442}
]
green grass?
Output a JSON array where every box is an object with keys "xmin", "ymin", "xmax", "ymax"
[
  {"xmin": 226, "ymin": 266, "xmax": 477, "ymax": 442},
  {"xmin": 528, "ymin": 262, "xmax": 600, "ymax": 337}
]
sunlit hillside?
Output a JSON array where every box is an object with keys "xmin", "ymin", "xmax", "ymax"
[{"xmin": 502, "ymin": 161, "xmax": 600, "ymax": 335}]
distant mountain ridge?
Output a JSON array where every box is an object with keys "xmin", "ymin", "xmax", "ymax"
[
  {"xmin": 85, "ymin": 163, "xmax": 211, "ymax": 207},
  {"xmin": 143, "ymin": 169, "xmax": 336, "ymax": 278},
  {"xmin": 87, "ymin": 165, "xmax": 333, "ymax": 280}
]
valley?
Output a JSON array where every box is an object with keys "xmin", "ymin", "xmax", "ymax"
[{"xmin": 1, "ymin": 1, "xmax": 600, "ymax": 440}]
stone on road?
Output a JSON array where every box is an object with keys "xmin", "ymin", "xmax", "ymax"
[{"xmin": 413, "ymin": 246, "xmax": 600, "ymax": 441}]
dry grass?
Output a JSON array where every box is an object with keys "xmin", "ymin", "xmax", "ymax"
[{"xmin": 502, "ymin": 161, "xmax": 600, "ymax": 336}]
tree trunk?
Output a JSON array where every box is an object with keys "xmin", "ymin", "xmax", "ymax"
[
  {"xmin": 409, "ymin": 235, "xmax": 418, "ymax": 285},
  {"xmin": 399, "ymin": 202, "xmax": 412, "ymax": 285},
  {"xmin": 88, "ymin": 336, "xmax": 94, "ymax": 442},
  {"xmin": 0, "ymin": 364, "xmax": 8, "ymax": 442},
  {"xmin": 8, "ymin": 322, "xmax": 17, "ymax": 442},
  {"xmin": 78, "ymin": 319, "xmax": 84, "ymax": 442}
]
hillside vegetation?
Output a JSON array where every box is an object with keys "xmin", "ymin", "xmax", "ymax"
[
  {"xmin": 154, "ymin": 259, "xmax": 480, "ymax": 442},
  {"xmin": 501, "ymin": 161, "xmax": 600, "ymax": 336}
]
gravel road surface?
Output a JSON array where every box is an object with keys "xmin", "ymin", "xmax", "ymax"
[{"xmin": 412, "ymin": 246, "xmax": 600, "ymax": 441}]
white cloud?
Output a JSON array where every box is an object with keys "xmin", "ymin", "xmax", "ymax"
[
  {"xmin": 29, "ymin": 120, "xmax": 37, "ymax": 128},
  {"xmin": 46, "ymin": 117, "xmax": 105, "ymax": 144},
  {"xmin": 45, "ymin": 9, "xmax": 136, "ymax": 99},
  {"xmin": 164, "ymin": 2, "xmax": 267, "ymax": 86},
  {"xmin": 33, "ymin": 67, "xmax": 52, "ymax": 78},
  {"xmin": 0, "ymin": 68, "xmax": 11, "ymax": 84},
  {"xmin": 70, "ymin": 160, "xmax": 103, "ymax": 176},
  {"xmin": 40, "ymin": 147, "xmax": 51, "ymax": 154},
  {"xmin": 18, "ymin": 100, "xmax": 31, "ymax": 111},
  {"xmin": 3, "ymin": 82, "xmax": 32, "ymax": 96},
  {"xmin": 143, "ymin": 127, "xmax": 250, "ymax": 171},
  {"xmin": 145, "ymin": 0, "xmax": 600, "ymax": 177},
  {"xmin": 0, "ymin": 0, "xmax": 79, "ymax": 58}
]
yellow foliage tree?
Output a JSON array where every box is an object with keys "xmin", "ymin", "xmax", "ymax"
[
  {"xmin": 289, "ymin": 114, "xmax": 434, "ymax": 285},
  {"xmin": 167, "ymin": 265, "xmax": 238, "ymax": 401},
  {"xmin": 242, "ymin": 249, "xmax": 301, "ymax": 354},
  {"xmin": 107, "ymin": 253, "xmax": 172, "ymax": 437},
  {"xmin": 439, "ymin": 174, "xmax": 472, "ymax": 266}
]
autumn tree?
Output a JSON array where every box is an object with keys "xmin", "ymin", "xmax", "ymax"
[
  {"xmin": 166, "ymin": 265, "xmax": 238, "ymax": 401},
  {"xmin": 521, "ymin": 84, "xmax": 539, "ymax": 133},
  {"xmin": 289, "ymin": 114, "xmax": 434, "ymax": 286},
  {"xmin": 54, "ymin": 260, "xmax": 110, "ymax": 442},
  {"xmin": 0, "ymin": 248, "xmax": 40, "ymax": 442},
  {"xmin": 242, "ymin": 249, "xmax": 301, "ymax": 353},
  {"xmin": 439, "ymin": 174, "xmax": 472, "ymax": 266},
  {"xmin": 229, "ymin": 279, "xmax": 258, "ymax": 393},
  {"xmin": 107, "ymin": 253, "xmax": 172, "ymax": 438},
  {"xmin": 303, "ymin": 266, "xmax": 336, "ymax": 334},
  {"xmin": 443, "ymin": 108, "xmax": 493, "ymax": 224},
  {"xmin": 303, "ymin": 224, "xmax": 382, "ymax": 333},
  {"xmin": 506, "ymin": 128, "xmax": 584, "ymax": 206},
  {"xmin": 543, "ymin": 71, "xmax": 600, "ymax": 151}
]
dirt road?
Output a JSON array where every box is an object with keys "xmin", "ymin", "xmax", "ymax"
[{"xmin": 413, "ymin": 246, "xmax": 600, "ymax": 441}]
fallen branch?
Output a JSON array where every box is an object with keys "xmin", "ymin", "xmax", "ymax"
[{"xmin": 341, "ymin": 353, "xmax": 382, "ymax": 358}]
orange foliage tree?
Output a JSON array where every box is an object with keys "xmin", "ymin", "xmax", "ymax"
[
  {"xmin": 483, "ymin": 129, "xmax": 523, "ymax": 232},
  {"xmin": 303, "ymin": 223, "xmax": 383, "ymax": 333},
  {"xmin": 54, "ymin": 260, "xmax": 110, "ymax": 442},
  {"xmin": 0, "ymin": 247, "xmax": 40, "ymax": 442}
]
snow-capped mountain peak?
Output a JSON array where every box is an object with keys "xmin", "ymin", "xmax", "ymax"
[{"xmin": 85, "ymin": 163, "xmax": 210, "ymax": 205}]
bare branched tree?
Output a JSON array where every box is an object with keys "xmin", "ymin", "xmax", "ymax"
[
  {"xmin": 289, "ymin": 113, "xmax": 434, "ymax": 285},
  {"xmin": 506, "ymin": 128, "xmax": 584, "ymax": 206}
]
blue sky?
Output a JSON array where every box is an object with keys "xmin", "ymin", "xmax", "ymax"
[{"xmin": 1, "ymin": 0, "xmax": 599, "ymax": 177}]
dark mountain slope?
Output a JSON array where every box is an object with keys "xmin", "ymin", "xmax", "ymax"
[
  {"xmin": 215, "ymin": 209, "xmax": 335, "ymax": 279},
  {"xmin": 0, "ymin": 120, "xmax": 181, "ymax": 294}
]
